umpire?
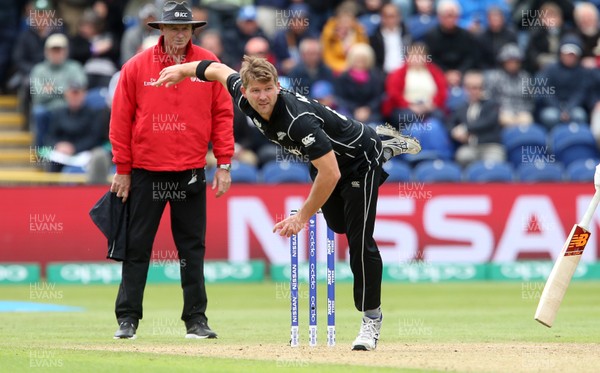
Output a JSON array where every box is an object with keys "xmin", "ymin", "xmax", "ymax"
[{"xmin": 109, "ymin": 2, "xmax": 234, "ymax": 339}]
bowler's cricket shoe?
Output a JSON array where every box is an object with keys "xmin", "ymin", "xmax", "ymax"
[
  {"xmin": 376, "ymin": 123, "xmax": 421, "ymax": 160},
  {"xmin": 113, "ymin": 321, "xmax": 137, "ymax": 339},
  {"xmin": 185, "ymin": 320, "xmax": 218, "ymax": 339},
  {"xmin": 352, "ymin": 315, "xmax": 382, "ymax": 351}
]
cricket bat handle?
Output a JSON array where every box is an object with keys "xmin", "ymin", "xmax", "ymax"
[{"xmin": 579, "ymin": 189, "xmax": 600, "ymax": 230}]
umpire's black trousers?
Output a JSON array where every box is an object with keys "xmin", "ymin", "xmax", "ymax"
[
  {"xmin": 115, "ymin": 168, "xmax": 208, "ymax": 328},
  {"xmin": 320, "ymin": 163, "xmax": 386, "ymax": 312}
]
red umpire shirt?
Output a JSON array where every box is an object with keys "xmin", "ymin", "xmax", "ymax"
[{"xmin": 110, "ymin": 36, "xmax": 234, "ymax": 174}]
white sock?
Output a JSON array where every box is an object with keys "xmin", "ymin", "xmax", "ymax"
[{"xmin": 364, "ymin": 307, "xmax": 381, "ymax": 320}]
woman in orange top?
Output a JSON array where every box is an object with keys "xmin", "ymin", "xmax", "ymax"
[{"xmin": 320, "ymin": 1, "xmax": 369, "ymax": 75}]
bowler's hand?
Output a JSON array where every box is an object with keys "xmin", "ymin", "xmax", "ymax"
[
  {"xmin": 273, "ymin": 214, "xmax": 306, "ymax": 237},
  {"xmin": 153, "ymin": 64, "xmax": 192, "ymax": 88},
  {"xmin": 212, "ymin": 168, "xmax": 231, "ymax": 198},
  {"xmin": 110, "ymin": 173, "xmax": 131, "ymax": 203}
]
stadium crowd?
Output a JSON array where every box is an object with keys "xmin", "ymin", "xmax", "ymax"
[{"xmin": 2, "ymin": 0, "xmax": 600, "ymax": 183}]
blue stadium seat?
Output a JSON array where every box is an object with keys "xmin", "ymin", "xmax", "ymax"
[
  {"xmin": 62, "ymin": 165, "xmax": 86, "ymax": 173},
  {"xmin": 262, "ymin": 161, "xmax": 311, "ymax": 183},
  {"xmin": 400, "ymin": 117, "xmax": 454, "ymax": 164},
  {"xmin": 206, "ymin": 163, "xmax": 258, "ymax": 183},
  {"xmin": 565, "ymin": 158, "xmax": 599, "ymax": 182},
  {"xmin": 464, "ymin": 160, "xmax": 514, "ymax": 182},
  {"xmin": 382, "ymin": 160, "xmax": 411, "ymax": 182},
  {"xmin": 84, "ymin": 87, "xmax": 109, "ymax": 110},
  {"xmin": 230, "ymin": 162, "xmax": 258, "ymax": 183},
  {"xmin": 413, "ymin": 159, "xmax": 462, "ymax": 182},
  {"xmin": 550, "ymin": 123, "xmax": 599, "ymax": 167},
  {"xmin": 517, "ymin": 161, "xmax": 564, "ymax": 182},
  {"xmin": 204, "ymin": 167, "xmax": 215, "ymax": 183},
  {"xmin": 501, "ymin": 124, "xmax": 549, "ymax": 166}
]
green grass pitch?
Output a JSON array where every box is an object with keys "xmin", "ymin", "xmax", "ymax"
[{"xmin": 1, "ymin": 281, "xmax": 599, "ymax": 372}]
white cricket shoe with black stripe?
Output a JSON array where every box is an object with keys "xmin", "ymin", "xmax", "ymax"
[
  {"xmin": 352, "ymin": 315, "xmax": 383, "ymax": 351},
  {"xmin": 376, "ymin": 123, "xmax": 421, "ymax": 160}
]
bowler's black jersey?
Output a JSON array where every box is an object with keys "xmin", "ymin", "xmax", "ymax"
[{"xmin": 226, "ymin": 73, "xmax": 382, "ymax": 177}]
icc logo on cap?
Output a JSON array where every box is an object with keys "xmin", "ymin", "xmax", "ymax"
[{"xmin": 175, "ymin": 11, "xmax": 188, "ymax": 17}]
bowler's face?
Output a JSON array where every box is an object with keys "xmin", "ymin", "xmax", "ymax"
[
  {"xmin": 241, "ymin": 80, "xmax": 280, "ymax": 120},
  {"xmin": 161, "ymin": 24, "xmax": 192, "ymax": 51}
]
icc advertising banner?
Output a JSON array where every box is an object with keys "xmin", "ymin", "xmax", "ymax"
[{"xmin": 0, "ymin": 184, "xmax": 599, "ymax": 270}]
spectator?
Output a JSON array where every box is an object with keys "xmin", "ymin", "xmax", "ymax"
[
  {"xmin": 120, "ymin": 3, "xmax": 160, "ymax": 65},
  {"xmin": 198, "ymin": 29, "xmax": 236, "ymax": 68},
  {"xmin": 217, "ymin": 35, "xmax": 280, "ymax": 167},
  {"xmin": 514, "ymin": 0, "xmax": 575, "ymax": 33},
  {"xmin": 255, "ymin": 0, "xmax": 291, "ymax": 39},
  {"xmin": 311, "ymin": 80, "xmax": 343, "ymax": 112},
  {"xmin": 29, "ymin": 33, "xmax": 87, "ymax": 148},
  {"xmin": 535, "ymin": 36, "xmax": 590, "ymax": 129},
  {"xmin": 0, "ymin": 0, "xmax": 24, "ymax": 91},
  {"xmin": 382, "ymin": 42, "xmax": 447, "ymax": 128},
  {"xmin": 222, "ymin": 5, "xmax": 268, "ymax": 65},
  {"xmin": 573, "ymin": 2, "xmax": 600, "ymax": 69},
  {"xmin": 358, "ymin": 0, "xmax": 384, "ymax": 37},
  {"xmin": 191, "ymin": 5, "xmax": 211, "ymax": 46},
  {"xmin": 370, "ymin": 2, "xmax": 411, "ymax": 74},
  {"xmin": 448, "ymin": 70, "xmax": 505, "ymax": 167},
  {"xmin": 193, "ymin": 0, "xmax": 242, "ymax": 32},
  {"xmin": 45, "ymin": 80, "xmax": 111, "ymax": 183},
  {"xmin": 424, "ymin": 0, "xmax": 479, "ymax": 91},
  {"xmin": 12, "ymin": 1, "xmax": 58, "ymax": 87},
  {"xmin": 92, "ymin": 0, "xmax": 127, "ymax": 51},
  {"xmin": 304, "ymin": 0, "xmax": 343, "ymax": 34},
  {"xmin": 477, "ymin": 6, "xmax": 518, "ymax": 69},
  {"xmin": 407, "ymin": 0, "xmax": 438, "ymax": 42},
  {"xmin": 485, "ymin": 43, "xmax": 534, "ymax": 127},
  {"xmin": 69, "ymin": 9, "xmax": 119, "ymax": 88},
  {"xmin": 524, "ymin": 2, "xmax": 571, "ymax": 73},
  {"xmin": 455, "ymin": 0, "xmax": 503, "ymax": 33},
  {"xmin": 287, "ymin": 37, "xmax": 335, "ymax": 97},
  {"xmin": 11, "ymin": 0, "xmax": 64, "ymax": 125},
  {"xmin": 243, "ymin": 36, "xmax": 278, "ymax": 69},
  {"xmin": 334, "ymin": 43, "xmax": 384, "ymax": 125},
  {"xmin": 590, "ymin": 74, "xmax": 600, "ymax": 149},
  {"xmin": 271, "ymin": 3, "xmax": 315, "ymax": 75},
  {"xmin": 321, "ymin": 1, "xmax": 369, "ymax": 74}
]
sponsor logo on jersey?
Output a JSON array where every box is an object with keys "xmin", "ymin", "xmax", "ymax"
[
  {"xmin": 143, "ymin": 78, "xmax": 157, "ymax": 86},
  {"xmin": 351, "ymin": 181, "xmax": 360, "ymax": 188},
  {"xmin": 287, "ymin": 148, "xmax": 303, "ymax": 156},
  {"xmin": 277, "ymin": 132, "xmax": 286, "ymax": 141},
  {"xmin": 302, "ymin": 134, "xmax": 316, "ymax": 147}
]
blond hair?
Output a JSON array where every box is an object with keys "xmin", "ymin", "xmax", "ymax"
[
  {"xmin": 346, "ymin": 43, "xmax": 375, "ymax": 69},
  {"xmin": 239, "ymin": 55, "xmax": 279, "ymax": 88}
]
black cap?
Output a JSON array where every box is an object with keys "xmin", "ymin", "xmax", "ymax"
[{"xmin": 147, "ymin": 1, "xmax": 206, "ymax": 30}]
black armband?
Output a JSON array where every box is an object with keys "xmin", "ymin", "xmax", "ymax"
[{"xmin": 196, "ymin": 60, "xmax": 217, "ymax": 81}]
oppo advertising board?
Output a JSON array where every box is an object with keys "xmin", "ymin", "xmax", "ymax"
[{"xmin": 0, "ymin": 184, "xmax": 598, "ymax": 268}]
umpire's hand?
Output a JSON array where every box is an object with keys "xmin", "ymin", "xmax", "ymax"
[
  {"xmin": 213, "ymin": 168, "xmax": 231, "ymax": 198},
  {"xmin": 111, "ymin": 173, "xmax": 131, "ymax": 202}
]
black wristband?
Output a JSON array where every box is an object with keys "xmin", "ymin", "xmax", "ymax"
[{"xmin": 195, "ymin": 60, "xmax": 216, "ymax": 81}]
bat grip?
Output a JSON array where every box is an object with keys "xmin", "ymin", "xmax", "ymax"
[{"xmin": 579, "ymin": 190, "xmax": 600, "ymax": 229}]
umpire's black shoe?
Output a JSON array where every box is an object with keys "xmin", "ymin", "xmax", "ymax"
[
  {"xmin": 185, "ymin": 320, "xmax": 218, "ymax": 339},
  {"xmin": 113, "ymin": 321, "xmax": 137, "ymax": 339}
]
